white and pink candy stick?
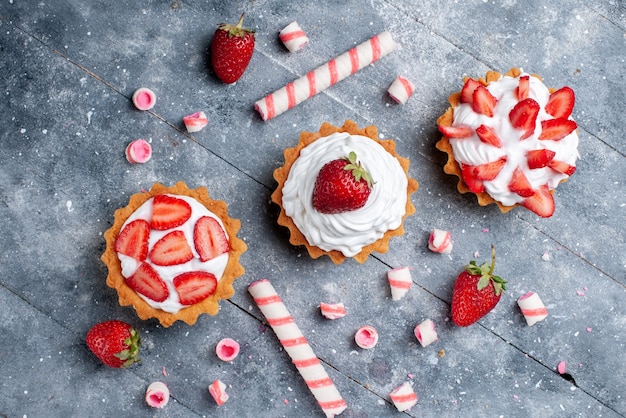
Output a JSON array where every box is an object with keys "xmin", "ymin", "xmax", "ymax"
[
  {"xmin": 255, "ymin": 31, "xmax": 397, "ymax": 121},
  {"xmin": 428, "ymin": 228, "xmax": 453, "ymax": 254},
  {"xmin": 389, "ymin": 382, "xmax": 418, "ymax": 411},
  {"xmin": 279, "ymin": 21, "xmax": 309, "ymax": 52},
  {"xmin": 249, "ymin": 279, "xmax": 347, "ymax": 417},
  {"xmin": 319, "ymin": 302, "xmax": 347, "ymax": 320},
  {"xmin": 387, "ymin": 76, "xmax": 415, "ymax": 104},
  {"xmin": 387, "ymin": 266, "xmax": 412, "ymax": 301},
  {"xmin": 517, "ymin": 291, "xmax": 548, "ymax": 326},
  {"xmin": 414, "ymin": 319, "xmax": 438, "ymax": 348}
]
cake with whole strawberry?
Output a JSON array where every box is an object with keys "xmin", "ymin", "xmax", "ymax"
[
  {"xmin": 101, "ymin": 181, "xmax": 247, "ymax": 327},
  {"xmin": 272, "ymin": 120, "xmax": 419, "ymax": 264},
  {"xmin": 437, "ymin": 68, "xmax": 579, "ymax": 217}
]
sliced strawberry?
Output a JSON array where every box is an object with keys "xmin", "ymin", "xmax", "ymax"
[
  {"xmin": 508, "ymin": 167, "xmax": 534, "ymax": 197},
  {"xmin": 475, "ymin": 124, "xmax": 502, "ymax": 147},
  {"xmin": 150, "ymin": 230, "xmax": 194, "ymax": 266},
  {"xmin": 516, "ymin": 75, "xmax": 530, "ymax": 101},
  {"xmin": 526, "ymin": 149, "xmax": 556, "ymax": 169},
  {"xmin": 548, "ymin": 160, "xmax": 576, "ymax": 176},
  {"xmin": 545, "ymin": 86, "xmax": 575, "ymax": 119},
  {"xmin": 461, "ymin": 164, "xmax": 485, "ymax": 193},
  {"xmin": 461, "ymin": 78, "xmax": 481, "ymax": 104},
  {"xmin": 472, "ymin": 85, "xmax": 497, "ymax": 117},
  {"xmin": 521, "ymin": 184, "xmax": 555, "ymax": 218},
  {"xmin": 438, "ymin": 124, "xmax": 474, "ymax": 138},
  {"xmin": 126, "ymin": 263, "xmax": 169, "ymax": 302},
  {"xmin": 173, "ymin": 271, "xmax": 218, "ymax": 305},
  {"xmin": 194, "ymin": 216, "xmax": 230, "ymax": 262},
  {"xmin": 151, "ymin": 195, "xmax": 192, "ymax": 231},
  {"xmin": 472, "ymin": 157, "xmax": 507, "ymax": 181},
  {"xmin": 114, "ymin": 219, "xmax": 150, "ymax": 261},
  {"xmin": 509, "ymin": 98, "xmax": 540, "ymax": 139},
  {"xmin": 539, "ymin": 118, "xmax": 577, "ymax": 141}
]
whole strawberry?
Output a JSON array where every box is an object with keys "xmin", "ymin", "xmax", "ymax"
[
  {"xmin": 86, "ymin": 320, "xmax": 141, "ymax": 368},
  {"xmin": 451, "ymin": 246, "xmax": 507, "ymax": 326},
  {"xmin": 312, "ymin": 151, "xmax": 374, "ymax": 214},
  {"xmin": 210, "ymin": 13, "xmax": 255, "ymax": 84}
]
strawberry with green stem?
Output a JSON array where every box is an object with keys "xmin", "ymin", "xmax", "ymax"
[
  {"xmin": 86, "ymin": 320, "xmax": 141, "ymax": 368},
  {"xmin": 210, "ymin": 13, "xmax": 255, "ymax": 84}
]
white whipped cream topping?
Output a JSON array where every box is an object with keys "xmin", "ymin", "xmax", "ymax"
[
  {"xmin": 117, "ymin": 195, "xmax": 229, "ymax": 313},
  {"xmin": 282, "ymin": 132, "xmax": 408, "ymax": 257},
  {"xmin": 451, "ymin": 73, "xmax": 579, "ymax": 206}
]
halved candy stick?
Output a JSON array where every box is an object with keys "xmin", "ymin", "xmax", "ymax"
[
  {"xmin": 414, "ymin": 319, "xmax": 438, "ymax": 347},
  {"xmin": 132, "ymin": 87, "xmax": 156, "ymax": 110},
  {"xmin": 145, "ymin": 381, "xmax": 170, "ymax": 408},
  {"xmin": 216, "ymin": 338, "xmax": 240, "ymax": 362},
  {"xmin": 249, "ymin": 279, "xmax": 347, "ymax": 418},
  {"xmin": 255, "ymin": 31, "xmax": 396, "ymax": 121},
  {"xmin": 428, "ymin": 229, "xmax": 453, "ymax": 254},
  {"xmin": 319, "ymin": 302, "xmax": 347, "ymax": 320},
  {"xmin": 183, "ymin": 111, "xmax": 208, "ymax": 133},
  {"xmin": 279, "ymin": 21, "xmax": 309, "ymax": 52},
  {"xmin": 387, "ymin": 76, "xmax": 415, "ymax": 104},
  {"xmin": 389, "ymin": 382, "xmax": 418, "ymax": 411},
  {"xmin": 208, "ymin": 379, "xmax": 229, "ymax": 406},
  {"xmin": 388, "ymin": 266, "xmax": 412, "ymax": 301},
  {"xmin": 125, "ymin": 139, "xmax": 152, "ymax": 164},
  {"xmin": 354, "ymin": 325, "xmax": 378, "ymax": 349},
  {"xmin": 517, "ymin": 291, "xmax": 548, "ymax": 326}
]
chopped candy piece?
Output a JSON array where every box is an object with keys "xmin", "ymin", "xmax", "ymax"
[
  {"xmin": 216, "ymin": 338, "xmax": 240, "ymax": 362},
  {"xmin": 320, "ymin": 302, "xmax": 347, "ymax": 319},
  {"xmin": 428, "ymin": 229, "xmax": 452, "ymax": 254},
  {"xmin": 125, "ymin": 139, "xmax": 152, "ymax": 164},
  {"xmin": 387, "ymin": 266, "xmax": 412, "ymax": 301},
  {"xmin": 145, "ymin": 381, "xmax": 170, "ymax": 408},
  {"xmin": 183, "ymin": 111, "xmax": 209, "ymax": 133},
  {"xmin": 389, "ymin": 382, "xmax": 418, "ymax": 411},
  {"xmin": 517, "ymin": 291, "xmax": 548, "ymax": 326},
  {"xmin": 279, "ymin": 21, "xmax": 309, "ymax": 52},
  {"xmin": 208, "ymin": 379, "xmax": 229, "ymax": 406},
  {"xmin": 354, "ymin": 325, "xmax": 378, "ymax": 349},
  {"xmin": 414, "ymin": 319, "xmax": 438, "ymax": 347},
  {"xmin": 387, "ymin": 75, "xmax": 415, "ymax": 104},
  {"xmin": 557, "ymin": 361, "xmax": 567, "ymax": 375},
  {"xmin": 132, "ymin": 87, "xmax": 156, "ymax": 110}
]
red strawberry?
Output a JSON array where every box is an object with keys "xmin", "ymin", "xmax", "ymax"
[
  {"xmin": 194, "ymin": 216, "xmax": 230, "ymax": 262},
  {"xmin": 472, "ymin": 85, "xmax": 497, "ymax": 117},
  {"xmin": 461, "ymin": 78, "xmax": 481, "ymax": 104},
  {"xmin": 451, "ymin": 246, "xmax": 506, "ymax": 326},
  {"xmin": 312, "ymin": 151, "xmax": 374, "ymax": 214},
  {"xmin": 471, "ymin": 156, "xmax": 507, "ymax": 181},
  {"xmin": 509, "ymin": 98, "xmax": 540, "ymax": 139},
  {"xmin": 150, "ymin": 230, "xmax": 194, "ymax": 266},
  {"xmin": 521, "ymin": 184, "xmax": 555, "ymax": 217},
  {"xmin": 173, "ymin": 271, "xmax": 218, "ymax": 305},
  {"xmin": 545, "ymin": 86, "xmax": 575, "ymax": 119},
  {"xmin": 538, "ymin": 118, "xmax": 577, "ymax": 141},
  {"xmin": 461, "ymin": 164, "xmax": 485, "ymax": 193},
  {"xmin": 508, "ymin": 167, "xmax": 534, "ymax": 197},
  {"xmin": 526, "ymin": 149, "xmax": 556, "ymax": 169},
  {"xmin": 547, "ymin": 160, "xmax": 576, "ymax": 176},
  {"xmin": 210, "ymin": 14, "xmax": 255, "ymax": 84},
  {"xmin": 516, "ymin": 75, "xmax": 530, "ymax": 101},
  {"xmin": 115, "ymin": 219, "xmax": 150, "ymax": 261},
  {"xmin": 126, "ymin": 262, "xmax": 169, "ymax": 302},
  {"xmin": 475, "ymin": 124, "xmax": 502, "ymax": 147},
  {"xmin": 438, "ymin": 124, "xmax": 473, "ymax": 138},
  {"xmin": 151, "ymin": 195, "xmax": 192, "ymax": 231},
  {"xmin": 86, "ymin": 320, "xmax": 141, "ymax": 368}
]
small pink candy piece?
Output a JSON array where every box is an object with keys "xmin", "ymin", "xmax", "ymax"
[
  {"xmin": 183, "ymin": 111, "xmax": 209, "ymax": 133},
  {"xmin": 517, "ymin": 291, "xmax": 548, "ymax": 326},
  {"xmin": 145, "ymin": 381, "xmax": 170, "ymax": 408},
  {"xmin": 388, "ymin": 266, "xmax": 412, "ymax": 301},
  {"xmin": 319, "ymin": 302, "xmax": 347, "ymax": 320},
  {"xmin": 125, "ymin": 139, "xmax": 152, "ymax": 164},
  {"xmin": 279, "ymin": 21, "xmax": 309, "ymax": 52},
  {"xmin": 216, "ymin": 338, "xmax": 240, "ymax": 362},
  {"xmin": 389, "ymin": 382, "xmax": 418, "ymax": 411},
  {"xmin": 387, "ymin": 75, "xmax": 415, "ymax": 104},
  {"xmin": 557, "ymin": 361, "xmax": 566, "ymax": 375},
  {"xmin": 132, "ymin": 87, "xmax": 156, "ymax": 110},
  {"xmin": 414, "ymin": 319, "xmax": 438, "ymax": 348},
  {"xmin": 208, "ymin": 379, "xmax": 229, "ymax": 406},
  {"xmin": 428, "ymin": 228, "xmax": 453, "ymax": 254},
  {"xmin": 355, "ymin": 325, "xmax": 378, "ymax": 349}
]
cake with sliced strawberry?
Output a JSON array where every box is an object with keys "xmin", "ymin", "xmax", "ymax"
[
  {"xmin": 436, "ymin": 68, "xmax": 579, "ymax": 217},
  {"xmin": 101, "ymin": 181, "xmax": 247, "ymax": 327},
  {"xmin": 272, "ymin": 120, "xmax": 419, "ymax": 264}
]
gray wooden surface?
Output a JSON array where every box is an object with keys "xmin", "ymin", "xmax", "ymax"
[{"xmin": 1, "ymin": 1, "xmax": 624, "ymax": 417}]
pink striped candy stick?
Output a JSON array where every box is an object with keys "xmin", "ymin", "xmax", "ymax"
[
  {"xmin": 387, "ymin": 266, "xmax": 412, "ymax": 301},
  {"xmin": 389, "ymin": 382, "xmax": 418, "ymax": 411},
  {"xmin": 387, "ymin": 75, "xmax": 415, "ymax": 104},
  {"xmin": 279, "ymin": 21, "xmax": 309, "ymax": 52},
  {"xmin": 517, "ymin": 291, "xmax": 548, "ymax": 326},
  {"xmin": 249, "ymin": 279, "xmax": 347, "ymax": 417},
  {"xmin": 255, "ymin": 31, "xmax": 396, "ymax": 121}
]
